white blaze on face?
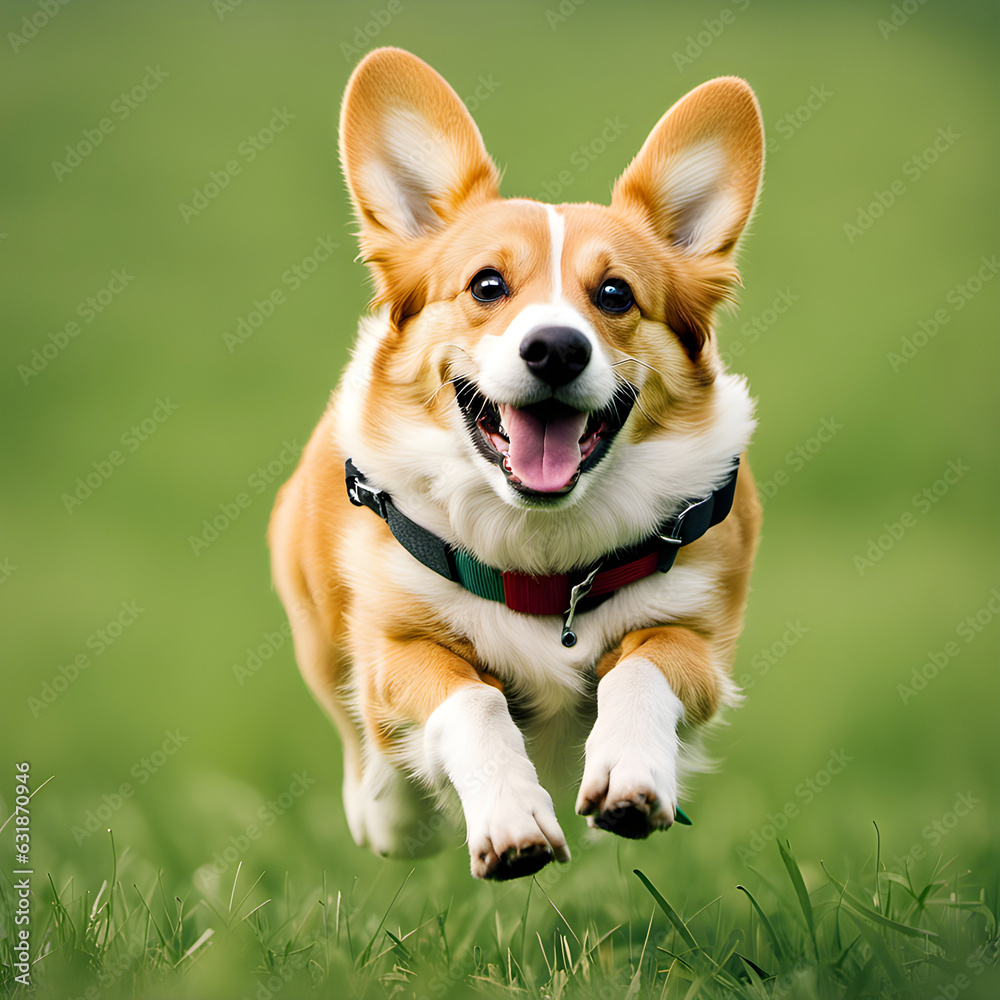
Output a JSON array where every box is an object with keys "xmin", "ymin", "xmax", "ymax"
[
  {"xmin": 544, "ymin": 203, "xmax": 565, "ymax": 299},
  {"xmin": 473, "ymin": 202, "xmax": 616, "ymax": 410},
  {"xmin": 471, "ymin": 201, "xmax": 619, "ymax": 495}
]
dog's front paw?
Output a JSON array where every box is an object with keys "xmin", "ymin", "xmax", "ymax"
[
  {"xmin": 575, "ymin": 659, "xmax": 684, "ymax": 839},
  {"xmin": 575, "ymin": 757, "xmax": 676, "ymax": 839},
  {"xmin": 468, "ymin": 786, "xmax": 571, "ymax": 880},
  {"xmin": 425, "ymin": 684, "xmax": 571, "ymax": 879}
]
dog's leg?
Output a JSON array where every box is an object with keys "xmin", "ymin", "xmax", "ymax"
[
  {"xmin": 350, "ymin": 747, "xmax": 454, "ymax": 859},
  {"xmin": 278, "ymin": 595, "xmax": 451, "ymax": 857},
  {"xmin": 575, "ymin": 626, "xmax": 721, "ymax": 838},
  {"xmin": 270, "ymin": 509, "xmax": 448, "ymax": 858},
  {"xmin": 361, "ymin": 637, "xmax": 570, "ymax": 880}
]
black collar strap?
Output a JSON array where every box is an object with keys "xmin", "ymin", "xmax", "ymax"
[{"xmin": 345, "ymin": 457, "xmax": 740, "ymax": 647}]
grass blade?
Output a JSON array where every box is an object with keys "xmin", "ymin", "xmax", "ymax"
[
  {"xmin": 633, "ymin": 870, "xmax": 697, "ymax": 953},
  {"xmin": 736, "ymin": 885, "xmax": 786, "ymax": 961},
  {"xmin": 844, "ymin": 911, "xmax": 907, "ymax": 992},
  {"xmin": 777, "ymin": 839, "xmax": 816, "ymax": 951},
  {"xmin": 174, "ymin": 927, "xmax": 214, "ymax": 968},
  {"xmin": 356, "ymin": 869, "xmax": 413, "ymax": 969},
  {"xmin": 736, "ymin": 953, "xmax": 772, "ymax": 981},
  {"xmin": 822, "ymin": 862, "xmax": 938, "ymax": 939}
]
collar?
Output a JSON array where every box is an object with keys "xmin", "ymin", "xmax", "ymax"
[{"xmin": 345, "ymin": 457, "xmax": 740, "ymax": 647}]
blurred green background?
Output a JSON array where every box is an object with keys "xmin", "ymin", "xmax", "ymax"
[{"xmin": 2, "ymin": 0, "xmax": 998, "ymax": 994}]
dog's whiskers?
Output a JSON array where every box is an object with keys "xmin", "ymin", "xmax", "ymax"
[
  {"xmin": 425, "ymin": 374, "xmax": 466, "ymax": 407},
  {"xmin": 612, "ymin": 355, "xmax": 667, "ymax": 382},
  {"xmin": 425, "ymin": 348, "xmax": 476, "ymax": 406}
]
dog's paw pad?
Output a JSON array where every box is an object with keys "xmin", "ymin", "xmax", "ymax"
[
  {"xmin": 471, "ymin": 838, "xmax": 555, "ymax": 880},
  {"xmin": 488, "ymin": 843, "xmax": 553, "ymax": 881},
  {"xmin": 576, "ymin": 765, "xmax": 676, "ymax": 840},
  {"xmin": 467, "ymin": 802, "xmax": 569, "ymax": 880},
  {"xmin": 593, "ymin": 797, "xmax": 664, "ymax": 840}
]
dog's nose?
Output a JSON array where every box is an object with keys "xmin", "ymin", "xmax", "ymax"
[{"xmin": 519, "ymin": 326, "xmax": 591, "ymax": 386}]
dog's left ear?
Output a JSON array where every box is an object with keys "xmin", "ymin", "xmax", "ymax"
[
  {"xmin": 612, "ymin": 77, "xmax": 764, "ymax": 357},
  {"xmin": 612, "ymin": 76, "xmax": 764, "ymax": 257}
]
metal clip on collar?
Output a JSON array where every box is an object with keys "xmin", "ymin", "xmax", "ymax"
[
  {"xmin": 346, "ymin": 467, "xmax": 388, "ymax": 520},
  {"xmin": 561, "ymin": 565, "xmax": 601, "ymax": 648}
]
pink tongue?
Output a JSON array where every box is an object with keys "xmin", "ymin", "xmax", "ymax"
[{"xmin": 501, "ymin": 404, "xmax": 589, "ymax": 493}]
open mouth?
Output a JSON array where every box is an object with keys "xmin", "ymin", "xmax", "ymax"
[{"xmin": 454, "ymin": 378, "xmax": 636, "ymax": 499}]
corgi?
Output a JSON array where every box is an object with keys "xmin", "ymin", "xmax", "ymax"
[{"xmin": 269, "ymin": 47, "xmax": 764, "ymax": 880}]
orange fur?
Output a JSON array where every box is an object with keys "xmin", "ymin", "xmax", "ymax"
[{"xmin": 269, "ymin": 48, "xmax": 765, "ymax": 874}]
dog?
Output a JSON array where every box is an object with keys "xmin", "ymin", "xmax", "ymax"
[{"xmin": 269, "ymin": 47, "xmax": 764, "ymax": 880}]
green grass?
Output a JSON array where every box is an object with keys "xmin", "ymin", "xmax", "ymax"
[
  {"xmin": 2, "ymin": 1, "xmax": 999, "ymax": 998},
  {"xmin": 2, "ymin": 826, "xmax": 998, "ymax": 999}
]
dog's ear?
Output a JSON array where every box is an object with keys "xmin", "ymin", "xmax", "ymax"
[
  {"xmin": 611, "ymin": 77, "xmax": 763, "ymax": 358},
  {"xmin": 340, "ymin": 48, "xmax": 500, "ymax": 254},
  {"xmin": 612, "ymin": 77, "xmax": 764, "ymax": 257}
]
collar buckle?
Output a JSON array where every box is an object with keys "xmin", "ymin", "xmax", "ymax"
[
  {"xmin": 345, "ymin": 462, "xmax": 388, "ymax": 520},
  {"xmin": 659, "ymin": 494, "xmax": 713, "ymax": 543},
  {"xmin": 656, "ymin": 491, "xmax": 717, "ymax": 571}
]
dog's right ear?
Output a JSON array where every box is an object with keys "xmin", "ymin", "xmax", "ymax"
[{"xmin": 340, "ymin": 48, "xmax": 500, "ymax": 260}]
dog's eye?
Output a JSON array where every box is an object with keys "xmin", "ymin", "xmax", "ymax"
[
  {"xmin": 469, "ymin": 268, "xmax": 509, "ymax": 303},
  {"xmin": 596, "ymin": 278, "xmax": 635, "ymax": 314}
]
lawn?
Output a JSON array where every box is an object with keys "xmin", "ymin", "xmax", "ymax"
[{"xmin": 2, "ymin": 1, "xmax": 998, "ymax": 997}]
